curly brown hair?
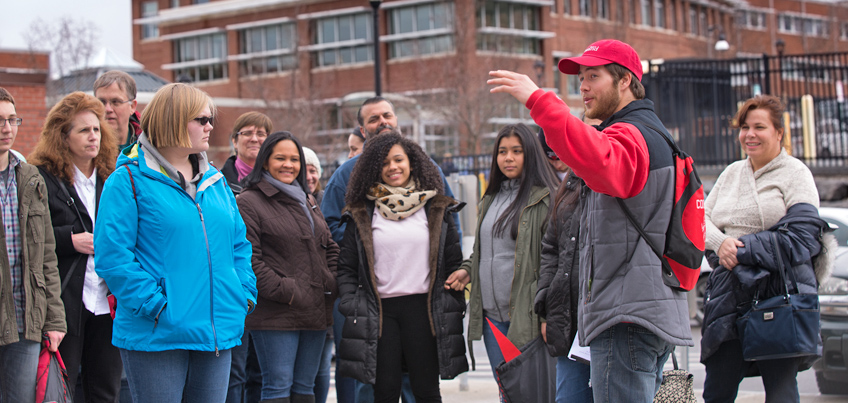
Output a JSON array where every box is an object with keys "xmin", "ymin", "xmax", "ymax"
[
  {"xmin": 28, "ymin": 92, "xmax": 118, "ymax": 184},
  {"xmin": 346, "ymin": 131, "xmax": 443, "ymax": 206}
]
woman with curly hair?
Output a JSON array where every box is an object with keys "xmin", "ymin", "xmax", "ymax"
[
  {"xmin": 448, "ymin": 123, "xmax": 559, "ymax": 401},
  {"xmin": 335, "ymin": 131, "xmax": 467, "ymax": 402},
  {"xmin": 29, "ymin": 91, "xmax": 121, "ymax": 401}
]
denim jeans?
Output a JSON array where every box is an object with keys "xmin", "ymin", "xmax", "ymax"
[
  {"xmin": 556, "ymin": 355, "xmax": 593, "ymax": 403},
  {"xmin": 589, "ymin": 323, "xmax": 671, "ymax": 403},
  {"xmin": 703, "ymin": 339, "xmax": 800, "ymax": 403},
  {"xmin": 120, "ymin": 347, "xmax": 232, "ymax": 403},
  {"xmin": 314, "ymin": 331, "xmax": 333, "ymax": 403},
  {"xmin": 0, "ymin": 334, "xmax": 40, "ymax": 403},
  {"xmin": 481, "ymin": 316, "xmax": 510, "ymax": 403},
  {"xmin": 333, "ymin": 298, "xmax": 356, "ymax": 403},
  {"xmin": 251, "ymin": 329, "xmax": 326, "ymax": 399}
]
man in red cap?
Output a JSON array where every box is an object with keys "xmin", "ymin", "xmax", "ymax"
[{"xmin": 488, "ymin": 39, "xmax": 693, "ymax": 403}]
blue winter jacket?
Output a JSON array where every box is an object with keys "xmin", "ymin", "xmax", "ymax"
[{"xmin": 94, "ymin": 144, "xmax": 257, "ymax": 352}]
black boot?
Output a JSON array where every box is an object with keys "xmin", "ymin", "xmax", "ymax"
[{"xmin": 290, "ymin": 394, "xmax": 315, "ymax": 403}]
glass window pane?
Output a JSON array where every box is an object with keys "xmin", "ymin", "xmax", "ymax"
[
  {"xmin": 199, "ymin": 37, "xmax": 210, "ymax": 60},
  {"xmin": 199, "ymin": 65, "xmax": 210, "ymax": 81},
  {"xmin": 434, "ymin": 3, "xmax": 448, "ymax": 29},
  {"xmin": 399, "ymin": 39, "xmax": 413, "ymax": 57},
  {"xmin": 321, "ymin": 19, "xmax": 335, "ymax": 43},
  {"xmin": 484, "ymin": 2, "xmax": 496, "ymax": 27},
  {"xmin": 266, "ymin": 56, "xmax": 279, "ymax": 73},
  {"xmin": 419, "ymin": 38, "xmax": 433, "ymax": 55},
  {"xmin": 354, "ymin": 14, "xmax": 369, "ymax": 39},
  {"xmin": 250, "ymin": 30, "xmax": 263, "ymax": 52},
  {"xmin": 417, "ymin": 4, "xmax": 432, "ymax": 31},
  {"xmin": 500, "ymin": 5, "xmax": 511, "ymax": 28},
  {"xmin": 398, "ymin": 8, "xmax": 414, "ymax": 34},
  {"xmin": 214, "ymin": 35, "xmax": 225, "ymax": 58},
  {"xmin": 355, "ymin": 45, "xmax": 370, "ymax": 62},
  {"xmin": 515, "ymin": 6, "xmax": 525, "ymax": 30},
  {"xmin": 340, "ymin": 47, "xmax": 352, "ymax": 64},
  {"xmin": 339, "ymin": 16, "xmax": 352, "ymax": 41},
  {"xmin": 322, "ymin": 49, "xmax": 336, "ymax": 65},
  {"xmin": 266, "ymin": 27, "xmax": 278, "ymax": 51}
]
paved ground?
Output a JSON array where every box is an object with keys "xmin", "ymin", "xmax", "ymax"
[{"xmin": 324, "ymin": 325, "xmax": 848, "ymax": 402}]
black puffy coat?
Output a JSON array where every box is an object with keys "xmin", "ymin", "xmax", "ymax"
[
  {"xmin": 336, "ymin": 196, "xmax": 468, "ymax": 384},
  {"xmin": 701, "ymin": 203, "xmax": 830, "ymax": 364},
  {"xmin": 534, "ymin": 174, "xmax": 584, "ymax": 356}
]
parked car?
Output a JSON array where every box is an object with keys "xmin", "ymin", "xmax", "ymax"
[{"xmin": 814, "ymin": 207, "xmax": 848, "ymax": 394}]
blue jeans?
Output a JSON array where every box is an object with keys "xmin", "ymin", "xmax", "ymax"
[
  {"xmin": 0, "ymin": 334, "xmax": 40, "ymax": 403},
  {"xmin": 251, "ymin": 329, "xmax": 325, "ymax": 399},
  {"xmin": 589, "ymin": 323, "xmax": 671, "ymax": 403},
  {"xmin": 314, "ymin": 331, "xmax": 333, "ymax": 403},
  {"xmin": 556, "ymin": 355, "xmax": 593, "ymax": 403},
  {"xmin": 481, "ymin": 316, "xmax": 510, "ymax": 379},
  {"xmin": 120, "ymin": 347, "xmax": 232, "ymax": 403},
  {"xmin": 703, "ymin": 339, "xmax": 800, "ymax": 403}
]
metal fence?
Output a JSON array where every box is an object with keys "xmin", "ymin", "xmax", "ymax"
[{"xmin": 644, "ymin": 52, "xmax": 848, "ymax": 171}]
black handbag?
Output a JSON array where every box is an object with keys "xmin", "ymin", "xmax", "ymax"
[{"xmin": 735, "ymin": 233, "xmax": 820, "ymax": 361}]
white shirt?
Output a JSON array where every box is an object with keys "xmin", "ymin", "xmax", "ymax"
[
  {"xmin": 371, "ymin": 207, "xmax": 431, "ymax": 299},
  {"xmin": 73, "ymin": 166, "xmax": 110, "ymax": 315}
]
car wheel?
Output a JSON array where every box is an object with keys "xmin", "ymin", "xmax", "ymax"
[
  {"xmin": 695, "ymin": 275, "xmax": 708, "ymax": 326},
  {"xmin": 816, "ymin": 371, "xmax": 848, "ymax": 394}
]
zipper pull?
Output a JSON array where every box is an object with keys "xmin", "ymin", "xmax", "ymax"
[
  {"xmin": 196, "ymin": 204, "xmax": 204, "ymax": 221},
  {"xmin": 215, "ymin": 347, "xmax": 219, "ymax": 357}
]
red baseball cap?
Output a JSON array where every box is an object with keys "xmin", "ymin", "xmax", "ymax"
[{"xmin": 558, "ymin": 39, "xmax": 643, "ymax": 81}]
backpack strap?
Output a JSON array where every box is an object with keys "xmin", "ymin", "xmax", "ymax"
[
  {"xmin": 124, "ymin": 165, "xmax": 137, "ymax": 203},
  {"xmin": 49, "ymin": 176, "xmax": 89, "ymax": 294}
]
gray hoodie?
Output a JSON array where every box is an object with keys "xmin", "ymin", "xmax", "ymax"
[
  {"xmin": 138, "ymin": 133, "xmax": 209, "ymax": 199},
  {"xmin": 478, "ymin": 179, "xmax": 519, "ymax": 322}
]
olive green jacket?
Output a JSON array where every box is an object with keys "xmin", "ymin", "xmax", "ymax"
[
  {"xmin": 461, "ymin": 186, "xmax": 550, "ymax": 364},
  {"xmin": 0, "ymin": 162, "xmax": 66, "ymax": 345}
]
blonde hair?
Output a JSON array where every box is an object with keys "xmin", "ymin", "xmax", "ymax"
[{"xmin": 141, "ymin": 83, "xmax": 216, "ymax": 148}]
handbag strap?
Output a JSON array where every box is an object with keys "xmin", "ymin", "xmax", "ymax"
[
  {"xmin": 670, "ymin": 347, "xmax": 679, "ymax": 370},
  {"xmin": 49, "ymin": 176, "xmax": 89, "ymax": 294},
  {"xmin": 754, "ymin": 232, "xmax": 793, "ymax": 303}
]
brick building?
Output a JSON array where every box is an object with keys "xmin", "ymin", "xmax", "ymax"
[
  {"xmin": 0, "ymin": 49, "xmax": 50, "ymax": 156},
  {"xmin": 131, "ymin": 0, "xmax": 848, "ymax": 165}
]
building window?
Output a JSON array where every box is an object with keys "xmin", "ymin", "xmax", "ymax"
[
  {"xmin": 422, "ymin": 123, "xmax": 457, "ymax": 158},
  {"xmin": 688, "ymin": 6, "xmax": 696, "ymax": 34},
  {"xmin": 803, "ymin": 17, "xmax": 829, "ymax": 37},
  {"xmin": 777, "ymin": 14, "xmax": 827, "ymax": 36},
  {"xmin": 699, "ymin": 9, "xmax": 707, "ymax": 36},
  {"xmin": 842, "ymin": 22, "xmax": 848, "ymax": 40},
  {"xmin": 579, "ymin": 0, "xmax": 590, "ymax": 17},
  {"xmin": 192, "ymin": 0, "xmax": 209, "ymax": 4},
  {"xmin": 668, "ymin": 0, "xmax": 676, "ymax": 30},
  {"xmin": 141, "ymin": 1, "xmax": 159, "ymax": 39},
  {"xmin": 172, "ymin": 33, "xmax": 227, "ymax": 83},
  {"xmin": 618, "ymin": 0, "xmax": 625, "ymax": 22},
  {"xmin": 477, "ymin": 1, "xmax": 544, "ymax": 55},
  {"xmin": 597, "ymin": 0, "xmax": 610, "ymax": 20},
  {"xmin": 566, "ymin": 75, "xmax": 581, "ymax": 96},
  {"xmin": 562, "ymin": 0, "xmax": 571, "ymax": 15},
  {"xmin": 737, "ymin": 10, "xmax": 765, "ymax": 30},
  {"xmin": 655, "ymin": 0, "xmax": 664, "ymax": 28},
  {"xmin": 238, "ymin": 23, "xmax": 297, "ymax": 76},
  {"xmin": 641, "ymin": 0, "xmax": 652, "ymax": 26},
  {"xmin": 630, "ymin": 0, "xmax": 637, "ymax": 23},
  {"xmin": 311, "ymin": 12, "xmax": 373, "ymax": 67},
  {"xmin": 386, "ymin": 1, "xmax": 455, "ymax": 59}
]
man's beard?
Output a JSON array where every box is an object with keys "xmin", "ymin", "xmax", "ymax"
[
  {"xmin": 366, "ymin": 123, "xmax": 394, "ymax": 137},
  {"xmin": 586, "ymin": 85, "xmax": 620, "ymax": 121}
]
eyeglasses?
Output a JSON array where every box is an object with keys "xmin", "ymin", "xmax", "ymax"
[
  {"xmin": 193, "ymin": 116, "xmax": 214, "ymax": 126},
  {"xmin": 237, "ymin": 130, "xmax": 268, "ymax": 139},
  {"xmin": 97, "ymin": 98, "xmax": 134, "ymax": 108},
  {"xmin": 0, "ymin": 118, "xmax": 22, "ymax": 127}
]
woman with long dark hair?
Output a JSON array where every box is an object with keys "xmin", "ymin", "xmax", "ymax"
[
  {"xmin": 335, "ymin": 131, "xmax": 467, "ymax": 402},
  {"xmin": 448, "ymin": 123, "xmax": 559, "ymax": 398},
  {"xmin": 237, "ymin": 132, "xmax": 339, "ymax": 403},
  {"xmin": 30, "ymin": 91, "xmax": 122, "ymax": 401}
]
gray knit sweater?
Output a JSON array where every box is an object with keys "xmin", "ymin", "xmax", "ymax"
[
  {"xmin": 705, "ymin": 149, "xmax": 819, "ymax": 251},
  {"xmin": 478, "ymin": 179, "xmax": 519, "ymax": 322}
]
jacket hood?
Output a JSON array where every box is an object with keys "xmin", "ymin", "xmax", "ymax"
[{"xmin": 117, "ymin": 133, "xmax": 221, "ymax": 192}]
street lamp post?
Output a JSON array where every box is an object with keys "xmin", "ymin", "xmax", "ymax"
[
  {"xmin": 370, "ymin": 0, "xmax": 383, "ymax": 96},
  {"xmin": 776, "ymin": 38, "xmax": 785, "ymax": 98}
]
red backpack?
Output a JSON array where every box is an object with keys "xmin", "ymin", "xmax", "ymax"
[{"xmin": 617, "ymin": 121, "xmax": 705, "ymax": 291}]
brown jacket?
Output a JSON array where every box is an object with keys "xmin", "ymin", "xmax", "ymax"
[
  {"xmin": 0, "ymin": 162, "xmax": 66, "ymax": 345},
  {"xmin": 237, "ymin": 179, "xmax": 339, "ymax": 331}
]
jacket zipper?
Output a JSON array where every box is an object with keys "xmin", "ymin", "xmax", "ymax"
[
  {"xmin": 353, "ymin": 285, "xmax": 361, "ymax": 324},
  {"xmin": 197, "ymin": 203, "xmax": 219, "ymax": 356}
]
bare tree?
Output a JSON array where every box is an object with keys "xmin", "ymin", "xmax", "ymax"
[{"xmin": 24, "ymin": 16, "xmax": 99, "ymax": 78}]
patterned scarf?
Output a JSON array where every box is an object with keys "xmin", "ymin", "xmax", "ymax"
[{"xmin": 366, "ymin": 180, "xmax": 437, "ymax": 221}]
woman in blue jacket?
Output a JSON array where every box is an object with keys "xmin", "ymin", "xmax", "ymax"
[{"xmin": 94, "ymin": 83, "xmax": 257, "ymax": 403}]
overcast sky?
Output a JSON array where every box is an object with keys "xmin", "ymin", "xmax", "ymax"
[{"xmin": 3, "ymin": 1, "xmax": 133, "ymax": 61}]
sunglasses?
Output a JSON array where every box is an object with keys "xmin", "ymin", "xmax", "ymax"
[{"xmin": 193, "ymin": 116, "xmax": 214, "ymax": 126}]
